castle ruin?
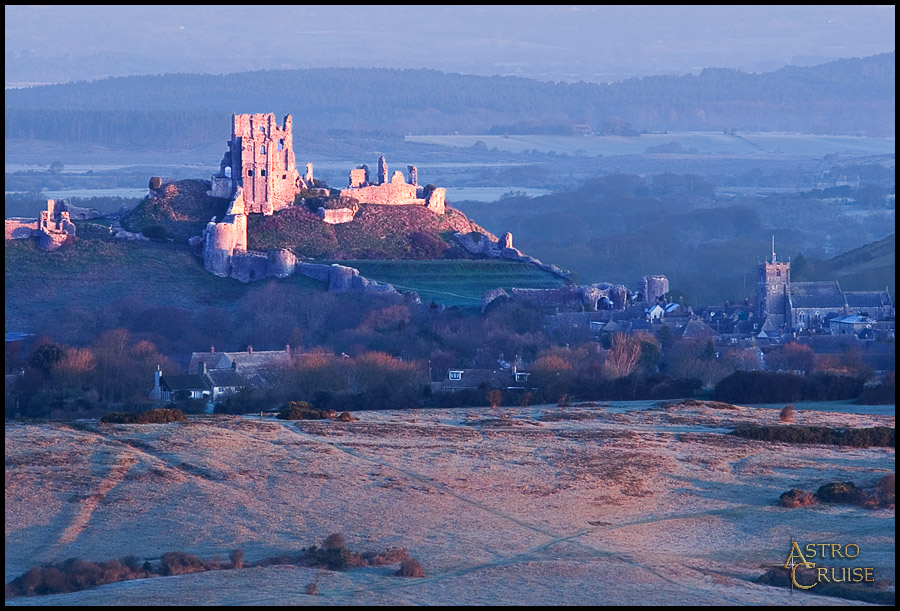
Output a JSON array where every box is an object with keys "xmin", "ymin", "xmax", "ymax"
[
  {"xmin": 339, "ymin": 157, "xmax": 445, "ymax": 215},
  {"xmin": 209, "ymin": 113, "xmax": 305, "ymax": 215},
  {"xmin": 38, "ymin": 200, "xmax": 77, "ymax": 251}
]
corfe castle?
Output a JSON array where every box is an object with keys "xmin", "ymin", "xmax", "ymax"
[
  {"xmin": 200, "ymin": 113, "xmax": 449, "ymax": 289},
  {"xmin": 24, "ymin": 112, "xmax": 887, "ymax": 335}
]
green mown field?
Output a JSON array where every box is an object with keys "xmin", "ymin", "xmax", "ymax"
[{"xmin": 323, "ymin": 259, "xmax": 570, "ymax": 306}]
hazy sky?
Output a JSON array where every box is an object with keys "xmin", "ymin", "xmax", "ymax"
[{"xmin": 4, "ymin": 5, "xmax": 896, "ymax": 84}]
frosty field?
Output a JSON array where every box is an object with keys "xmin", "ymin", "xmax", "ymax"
[{"xmin": 5, "ymin": 401, "xmax": 894, "ymax": 605}]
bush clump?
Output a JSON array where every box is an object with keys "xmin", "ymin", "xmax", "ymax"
[
  {"xmin": 816, "ymin": 481, "xmax": 861, "ymax": 504},
  {"xmin": 159, "ymin": 551, "xmax": 208, "ymax": 576},
  {"xmin": 779, "ymin": 475, "xmax": 895, "ymax": 510},
  {"xmin": 100, "ymin": 408, "xmax": 187, "ymax": 424},
  {"xmin": 779, "ymin": 488, "xmax": 816, "ymax": 508},
  {"xmin": 730, "ymin": 424, "xmax": 894, "ymax": 448},
  {"xmin": 277, "ymin": 401, "xmax": 329, "ymax": 420},
  {"xmin": 5, "ymin": 556, "xmax": 150, "ymax": 598},
  {"xmin": 302, "ymin": 545, "xmax": 353, "ymax": 571},
  {"xmin": 395, "ymin": 558, "xmax": 426, "ymax": 578},
  {"xmin": 779, "ymin": 404, "xmax": 795, "ymax": 422}
]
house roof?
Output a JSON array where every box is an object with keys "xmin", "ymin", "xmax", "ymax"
[
  {"xmin": 679, "ymin": 319, "xmax": 717, "ymax": 338},
  {"xmin": 188, "ymin": 352, "xmax": 231, "ymax": 374},
  {"xmin": 222, "ymin": 350, "xmax": 291, "ymax": 373},
  {"xmin": 789, "ymin": 281, "xmax": 845, "ymax": 309},
  {"xmin": 206, "ymin": 369, "xmax": 245, "ymax": 388},
  {"xmin": 832, "ymin": 314, "xmax": 869, "ymax": 325},
  {"xmin": 844, "ymin": 291, "xmax": 892, "ymax": 308},
  {"xmin": 161, "ymin": 374, "xmax": 210, "ymax": 392}
]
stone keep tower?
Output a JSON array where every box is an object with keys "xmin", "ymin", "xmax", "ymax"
[
  {"xmin": 210, "ymin": 113, "xmax": 303, "ymax": 215},
  {"xmin": 757, "ymin": 238, "xmax": 790, "ymax": 329}
]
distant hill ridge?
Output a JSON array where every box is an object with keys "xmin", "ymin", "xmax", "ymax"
[
  {"xmin": 796, "ymin": 234, "xmax": 895, "ymax": 294},
  {"xmin": 5, "ymin": 53, "xmax": 894, "ymax": 147}
]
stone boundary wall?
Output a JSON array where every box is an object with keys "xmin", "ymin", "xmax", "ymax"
[
  {"xmin": 453, "ymin": 231, "xmax": 571, "ymax": 281},
  {"xmin": 481, "ymin": 283, "xmax": 630, "ymax": 313}
]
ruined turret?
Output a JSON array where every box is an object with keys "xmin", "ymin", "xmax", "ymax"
[
  {"xmin": 208, "ymin": 113, "xmax": 304, "ymax": 215},
  {"xmin": 38, "ymin": 200, "xmax": 76, "ymax": 251}
]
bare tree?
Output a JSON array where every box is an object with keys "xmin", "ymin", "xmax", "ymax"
[{"xmin": 606, "ymin": 333, "xmax": 642, "ymax": 378}]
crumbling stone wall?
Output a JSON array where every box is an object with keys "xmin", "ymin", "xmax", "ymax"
[
  {"xmin": 481, "ymin": 288, "xmax": 510, "ymax": 312},
  {"xmin": 425, "ymin": 188, "xmax": 446, "ymax": 215},
  {"xmin": 453, "ymin": 231, "xmax": 570, "ymax": 280},
  {"xmin": 230, "ymin": 251, "xmax": 269, "ymax": 283},
  {"xmin": 208, "ymin": 113, "xmax": 304, "ymax": 214},
  {"xmin": 339, "ymin": 182, "xmax": 422, "ymax": 206},
  {"xmin": 38, "ymin": 200, "xmax": 76, "ymax": 251},
  {"xmin": 340, "ymin": 157, "xmax": 445, "ymax": 215},
  {"xmin": 202, "ymin": 187, "xmax": 248, "ymax": 277},
  {"xmin": 496, "ymin": 284, "xmax": 629, "ymax": 312},
  {"xmin": 639, "ymin": 275, "xmax": 669, "ymax": 302},
  {"xmin": 317, "ymin": 207, "xmax": 357, "ymax": 224},
  {"xmin": 378, "ymin": 156, "xmax": 389, "ymax": 184},
  {"xmin": 268, "ymin": 249, "xmax": 297, "ymax": 278}
]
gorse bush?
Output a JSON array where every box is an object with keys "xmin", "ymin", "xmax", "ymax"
[
  {"xmin": 100, "ymin": 408, "xmax": 186, "ymax": 424},
  {"xmin": 277, "ymin": 401, "xmax": 329, "ymax": 420},
  {"xmin": 5, "ymin": 557, "xmax": 149, "ymax": 598},
  {"xmin": 730, "ymin": 424, "xmax": 894, "ymax": 448},
  {"xmin": 396, "ymin": 558, "xmax": 426, "ymax": 578}
]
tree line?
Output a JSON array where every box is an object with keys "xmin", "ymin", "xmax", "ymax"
[{"xmin": 6, "ymin": 53, "xmax": 894, "ymax": 147}]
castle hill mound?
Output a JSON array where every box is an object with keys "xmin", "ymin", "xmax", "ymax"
[
  {"xmin": 121, "ymin": 179, "xmax": 230, "ymax": 242},
  {"xmin": 248, "ymin": 201, "xmax": 492, "ymax": 260},
  {"xmin": 119, "ymin": 177, "xmax": 494, "ymax": 261},
  {"xmin": 5, "ymin": 402, "xmax": 894, "ymax": 605}
]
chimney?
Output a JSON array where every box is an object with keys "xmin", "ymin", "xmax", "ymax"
[
  {"xmin": 285, "ymin": 344, "xmax": 291, "ymax": 354},
  {"xmin": 248, "ymin": 345, "xmax": 253, "ymax": 354},
  {"xmin": 210, "ymin": 345, "xmax": 215, "ymax": 353}
]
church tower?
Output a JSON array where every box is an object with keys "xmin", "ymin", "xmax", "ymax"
[{"xmin": 757, "ymin": 236, "xmax": 790, "ymax": 329}]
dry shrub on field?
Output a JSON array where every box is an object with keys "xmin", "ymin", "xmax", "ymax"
[
  {"xmin": 5, "ymin": 556, "xmax": 150, "ymax": 598},
  {"xmin": 160, "ymin": 551, "xmax": 208, "ymax": 576},
  {"xmin": 229, "ymin": 549, "xmax": 244, "ymax": 569},
  {"xmin": 396, "ymin": 558, "xmax": 426, "ymax": 578},
  {"xmin": 779, "ymin": 404, "xmax": 795, "ymax": 422},
  {"xmin": 323, "ymin": 533, "xmax": 345, "ymax": 549},
  {"xmin": 363, "ymin": 548, "xmax": 410, "ymax": 566},
  {"xmin": 100, "ymin": 408, "xmax": 186, "ymax": 424}
]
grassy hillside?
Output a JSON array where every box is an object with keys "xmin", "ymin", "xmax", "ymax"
[
  {"xmin": 322, "ymin": 259, "xmax": 569, "ymax": 307},
  {"xmin": 120, "ymin": 179, "xmax": 230, "ymax": 241},
  {"xmin": 801, "ymin": 233, "xmax": 895, "ymax": 294},
  {"xmin": 249, "ymin": 203, "xmax": 492, "ymax": 260},
  {"xmin": 4, "ymin": 238, "xmax": 326, "ymax": 331}
]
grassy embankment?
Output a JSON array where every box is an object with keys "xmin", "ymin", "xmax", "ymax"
[
  {"xmin": 322, "ymin": 259, "xmax": 568, "ymax": 306},
  {"xmin": 4, "ymin": 239, "xmax": 326, "ymax": 330}
]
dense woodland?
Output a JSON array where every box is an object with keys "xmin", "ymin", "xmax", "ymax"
[{"xmin": 5, "ymin": 53, "xmax": 895, "ymax": 149}]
